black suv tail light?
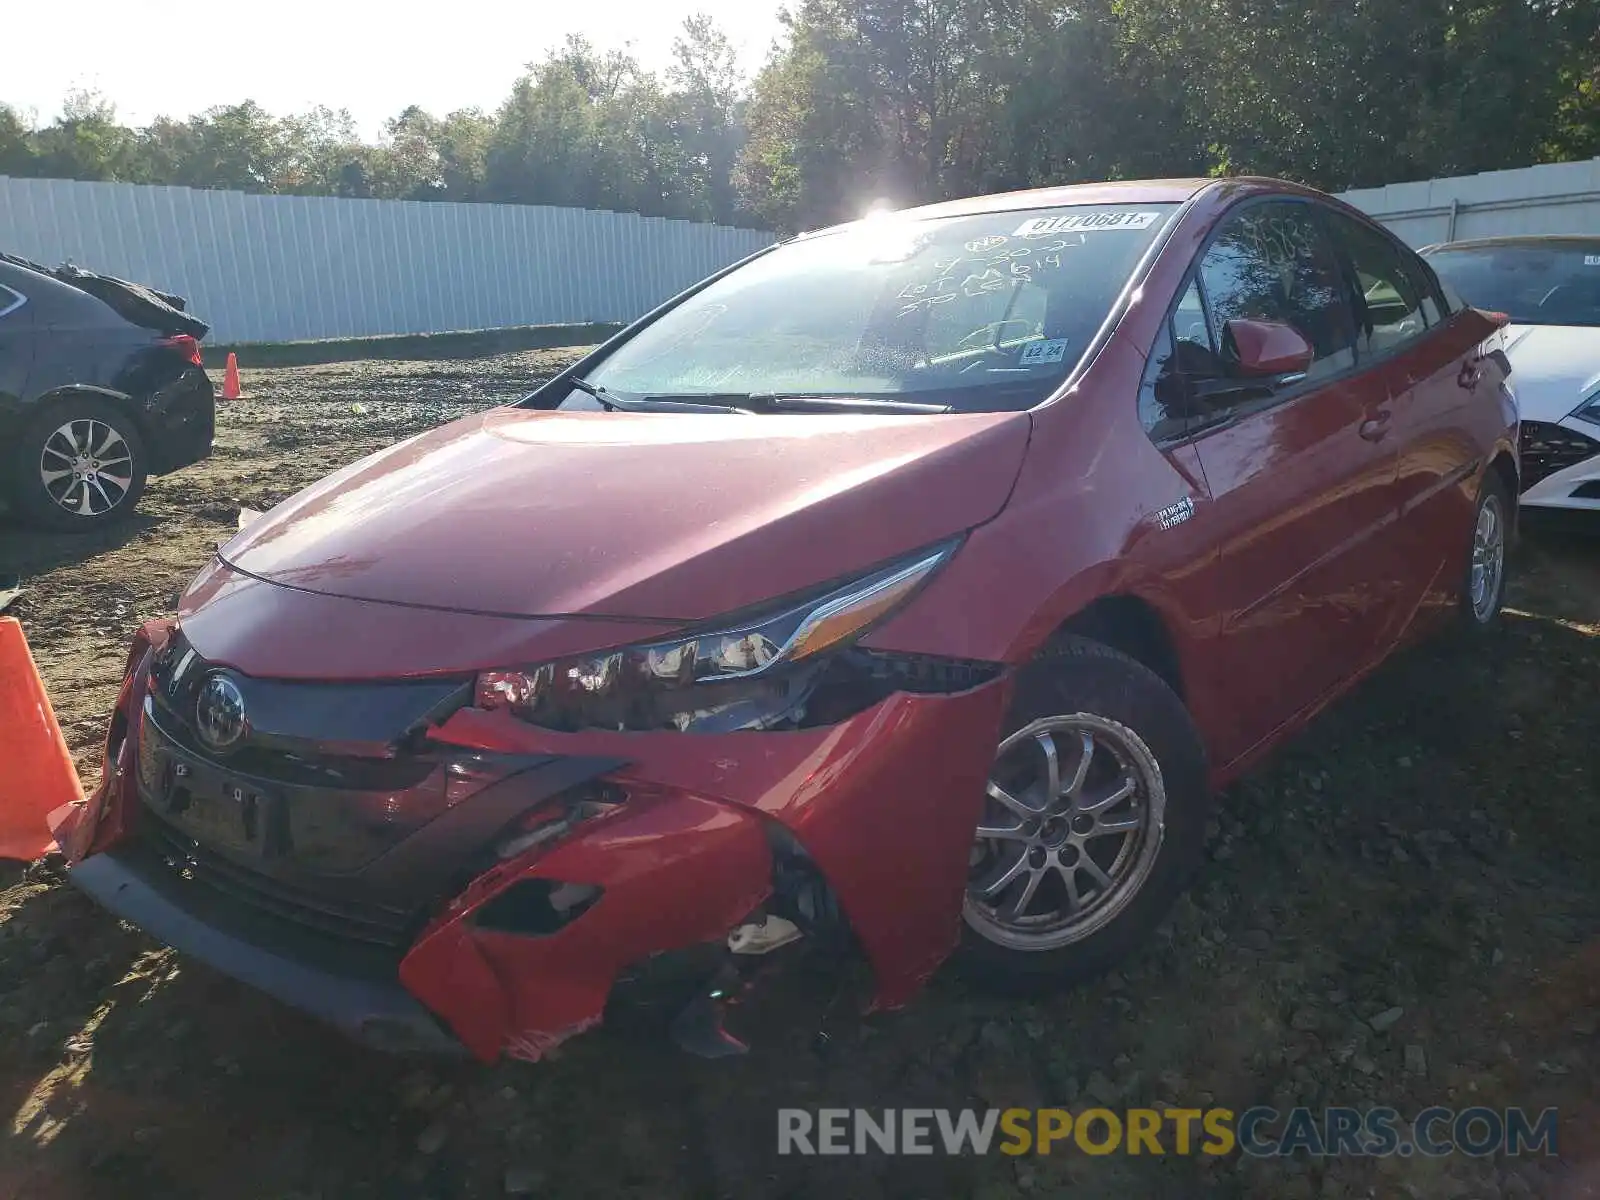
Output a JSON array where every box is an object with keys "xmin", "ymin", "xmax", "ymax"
[{"xmin": 158, "ymin": 334, "xmax": 203, "ymax": 367}]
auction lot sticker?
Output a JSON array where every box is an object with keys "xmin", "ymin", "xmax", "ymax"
[{"xmin": 1014, "ymin": 211, "xmax": 1163, "ymax": 237}]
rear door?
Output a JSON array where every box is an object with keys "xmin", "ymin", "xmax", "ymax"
[
  {"xmin": 1146, "ymin": 198, "xmax": 1405, "ymax": 764},
  {"xmin": 1323, "ymin": 211, "xmax": 1492, "ymax": 623}
]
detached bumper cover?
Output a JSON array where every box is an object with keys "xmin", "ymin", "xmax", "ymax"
[
  {"xmin": 421, "ymin": 679, "xmax": 1012, "ymax": 1027},
  {"xmin": 68, "ymin": 850, "xmax": 464, "ymax": 1055}
]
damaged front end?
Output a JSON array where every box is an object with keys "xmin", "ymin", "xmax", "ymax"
[{"xmin": 58, "ymin": 568, "xmax": 1010, "ymax": 1063}]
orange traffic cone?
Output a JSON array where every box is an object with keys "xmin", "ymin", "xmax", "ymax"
[
  {"xmin": 222, "ymin": 352, "xmax": 242, "ymax": 400},
  {"xmin": 0, "ymin": 617, "xmax": 82, "ymax": 860}
]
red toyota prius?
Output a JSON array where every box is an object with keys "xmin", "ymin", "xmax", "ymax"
[{"xmin": 53, "ymin": 177, "xmax": 1517, "ymax": 1063}]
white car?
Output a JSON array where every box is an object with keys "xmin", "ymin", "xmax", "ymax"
[{"xmin": 1422, "ymin": 236, "xmax": 1600, "ymax": 515}]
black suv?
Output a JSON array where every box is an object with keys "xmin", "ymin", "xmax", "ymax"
[{"xmin": 0, "ymin": 254, "xmax": 215, "ymax": 531}]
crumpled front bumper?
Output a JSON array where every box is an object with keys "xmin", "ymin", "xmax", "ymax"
[
  {"xmin": 58, "ymin": 620, "xmax": 1010, "ymax": 1063},
  {"xmin": 66, "ymin": 848, "xmax": 466, "ymax": 1055}
]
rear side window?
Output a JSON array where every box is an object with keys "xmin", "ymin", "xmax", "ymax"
[
  {"xmin": 1197, "ymin": 202, "xmax": 1357, "ymax": 383},
  {"xmin": 1404, "ymin": 257, "xmax": 1445, "ymax": 325},
  {"xmin": 0, "ymin": 285, "xmax": 25, "ymax": 320},
  {"xmin": 1326, "ymin": 214, "xmax": 1430, "ymax": 355}
]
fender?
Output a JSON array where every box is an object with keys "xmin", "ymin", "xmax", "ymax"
[{"xmin": 427, "ymin": 678, "xmax": 1011, "ymax": 1019}]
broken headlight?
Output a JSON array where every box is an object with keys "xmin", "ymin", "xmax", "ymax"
[{"xmin": 474, "ymin": 541, "xmax": 959, "ymax": 733}]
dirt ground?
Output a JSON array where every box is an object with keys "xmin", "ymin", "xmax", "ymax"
[{"xmin": 0, "ymin": 350, "xmax": 1596, "ymax": 1200}]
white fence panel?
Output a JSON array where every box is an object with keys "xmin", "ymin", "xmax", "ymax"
[
  {"xmin": 0, "ymin": 176, "xmax": 776, "ymax": 344},
  {"xmin": 1338, "ymin": 158, "xmax": 1600, "ymax": 248}
]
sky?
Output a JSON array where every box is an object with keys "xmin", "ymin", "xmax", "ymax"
[{"xmin": 7, "ymin": 0, "xmax": 788, "ymax": 138}]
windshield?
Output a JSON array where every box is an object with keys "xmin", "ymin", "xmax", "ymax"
[
  {"xmin": 559, "ymin": 204, "xmax": 1178, "ymax": 413},
  {"xmin": 1425, "ymin": 242, "xmax": 1600, "ymax": 328}
]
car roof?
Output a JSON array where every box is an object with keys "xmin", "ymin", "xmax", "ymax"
[
  {"xmin": 1421, "ymin": 235, "xmax": 1600, "ymax": 254},
  {"xmin": 893, "ymin": 178, "xmax": 1218, "ymax": 221},
  {"xmin": 799, "ymin": 176, "xmax": 1341, "ymax": 239}
]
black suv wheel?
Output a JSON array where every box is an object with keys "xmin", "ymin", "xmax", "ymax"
[{"xmin": 10, "ymin": 398, "xmax": 148, "ymax": 531}]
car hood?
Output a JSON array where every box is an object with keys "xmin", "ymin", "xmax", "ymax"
[
  {"xmin": 217, "ymin": 406, "xmax": 1032, "ymax": 622},
  {"xmin": 1504, "ymin": 325, "xmax": 1600, "ymax": 421}
]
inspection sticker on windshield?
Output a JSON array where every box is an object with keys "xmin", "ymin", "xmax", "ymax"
[
  {"xmin": 1020, "ymin": 338, "xmax": 1069, "ymax": 365},
  {"xmin": 1014, "ymin": 211, "xmax": 1161, "ymax": 238}
]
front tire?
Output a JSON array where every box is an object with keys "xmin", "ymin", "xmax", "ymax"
[
  {"xmin": 11, "ymin": 399, "xmax": 148, "ymax": 532},
  {"xmin": 958, "ymin": 637, "xmax": 1210, "ymax": 992}
]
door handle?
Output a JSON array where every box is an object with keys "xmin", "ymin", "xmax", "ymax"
[
  {"xmin": 1458, "ymin": 358, "xmax": 1484, "ymax": 391},
  {"xmin": 1359, "ymin": 411, "xmax": 1392, "ymax": 441}
]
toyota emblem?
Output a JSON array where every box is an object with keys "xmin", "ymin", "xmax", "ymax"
[{"xmin": 195, "ymin": 674, "xmax": 247, "ymax": 751}]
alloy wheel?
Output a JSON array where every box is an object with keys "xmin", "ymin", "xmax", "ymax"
[
  {"xmin": 1469, "ymin": 493, "xmax": 1505, "ymax": 622},
  {"xmin": 963, "ymin": 713, "xmax": 1165, "ymax": 951},
  {"xmin": 38, "ymin": 419, "xmax": 135, "ymax": 517}
]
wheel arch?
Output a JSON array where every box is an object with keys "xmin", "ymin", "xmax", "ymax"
[
  {"xmin": 28, "ymin": 384, "xmax": 144, "ymax": 428},
  {"xmin": 1043, "ymin": 593, "xmax": 1187, "ymax": 703},
  {"xmin": 1488, "ymin": 447, "xmax": 1519, "ymax": 513},
  {"xmin": 18, "ymin": 384, "xmax": 150, "ymax": 463}
]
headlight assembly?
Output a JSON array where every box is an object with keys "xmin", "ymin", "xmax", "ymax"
[{"xmin": 475, "ymin": 540, "xmax": 961, "ymax": 733}]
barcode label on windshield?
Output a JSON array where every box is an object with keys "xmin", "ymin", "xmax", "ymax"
[
  {"xmin": 1585, "ymin": 255, "xmax": 1600, "ymax": 266},
  {"xmin": 1014, "ymin": 211, "xmax": 1162, "ymax": 237}
]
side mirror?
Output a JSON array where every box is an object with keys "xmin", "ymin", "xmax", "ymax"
[{"xmin": 1223, "ymin": 319, "xmax": 1314, "ymax": 378}]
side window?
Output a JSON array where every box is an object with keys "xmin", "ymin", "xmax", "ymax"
[
  {"xmin": 1327, "ymin": 215, "xmax": 1429, "ymax": 355},
  {"xmin": 1198, "ymin": 202, "xmax": 1357, "ymax": 384},
  {"xmin": 1401, "ymin": 254, "xmax": 1446, "ymax": 325},
  {"xmin": 1139, "ymin": 279, "xmax": 1218, "ymax": 442},
  {"xmin": 0, "ymin": 285, "xmax": 25, "ymax": 320},
  {"xmin": 1173, "ymin": 279, "xmax": 1209, "ymax": 351}
]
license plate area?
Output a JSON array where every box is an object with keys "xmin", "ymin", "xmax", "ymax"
[{"xmin": 155, "ymin": 748, "xmax": 287, "ymax": 859}]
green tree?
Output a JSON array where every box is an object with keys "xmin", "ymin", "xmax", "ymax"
[
  {"xmin": 669, "ymin": 13, "xmax": 751, "ymax": 223},
  {"xmin": 7, "ymin": 4, "xmax": 1600, "ymax": 228},
  {"xmin": 370, "ymin": 106, "xmax": 492, "ymax": 201},
  {"xmin": 27, "ymin": 90, "xmax": 138, "ymax": 181},
  {"xmin": 0, "ymin": 104, "xmax": 35, "ymax": 176}
]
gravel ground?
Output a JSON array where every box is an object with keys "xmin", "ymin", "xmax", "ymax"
[{"xmin": 0, "ymin": 350, "xmax": 1596, "ymax": 1199}]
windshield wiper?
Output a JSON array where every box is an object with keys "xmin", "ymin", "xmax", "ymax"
[
  {"xmin": 563, "ymin": 379, "xmax": 947, "ymax": 415},
  {"xmin": 565, "ymin": 378, "xmax": 748, "ymax": 414},
  {"xmin": 564, "ymin": 376, "xmax": 616, "ymax": 407},
  {"xmin": 748, "ymin": 394, "xmax": 953, "ymax": 414},
  {"xmin": 632, "ymin": 392, "xmax": 950, "ymax": 414}
]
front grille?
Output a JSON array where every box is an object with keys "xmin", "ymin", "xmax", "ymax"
[
  {"xmin": 1521, "ymin": 420, "xmax": 1600, "ymax": 489},
  {"xmin": 145, "ymin": 630, "xmax": 466, "ymax": 788},
  {"xmin": 136, "ymin": 805, "xmax": 419, "ymax": 951}
]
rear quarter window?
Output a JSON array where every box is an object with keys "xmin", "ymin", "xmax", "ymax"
[{"xmin": 0, "ymin": 285, "xmax": 26, "ymax": 321}]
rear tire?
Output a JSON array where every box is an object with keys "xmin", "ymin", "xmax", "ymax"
[
  {"xmin": 958, "ymin": 637, "xmax": 1210, "ymax": 993},
  {"xmin": 1460, "ymin": 472, "xmax": 1510, "ymax": 632},
  {"xmin": 10, "ymin": 399, "xmax": 147, "ymax": 532}
]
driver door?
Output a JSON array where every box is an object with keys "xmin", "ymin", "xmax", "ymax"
[{"xmin": 1158, "ymin": 200, "xmax": 1406, "ymax": 765}]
